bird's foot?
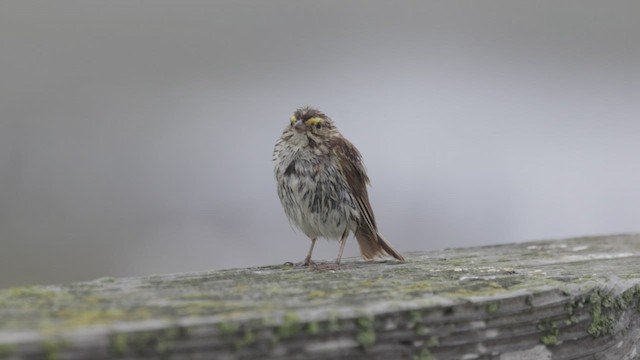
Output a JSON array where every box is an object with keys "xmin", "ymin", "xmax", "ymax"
[{"xmin": 292, "ymin": 259, "xmax": 315, "ymax": 267}]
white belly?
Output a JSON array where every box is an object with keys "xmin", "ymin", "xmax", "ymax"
[{"xmin": 275, "ymin": 150, "xmax": 359, "ymax": 240}]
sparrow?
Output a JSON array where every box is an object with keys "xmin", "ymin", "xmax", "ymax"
[{"xmin": 273, "ymin": 106, "xmax": 405, "ymax": 265}]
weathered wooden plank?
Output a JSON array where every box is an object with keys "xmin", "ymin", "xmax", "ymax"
[{"xmin": 1, "ymin": 234, "xmax": 640, "ymax": 359}]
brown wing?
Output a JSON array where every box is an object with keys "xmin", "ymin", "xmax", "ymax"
[
  {"xmin": 331, "ymin": 136, "xmax": 377, "ymax": 231},
  {"xmin": 331, "ymin": 135, "xmax": 405, "ymax": 261}
]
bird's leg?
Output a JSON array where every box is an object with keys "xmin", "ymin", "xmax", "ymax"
[
  {"xmin": 303, "ymin": 238, "xmax": 317, "ymax": 266},
  {"xmin": 334, "ymin": 234, "xmax": 348, "ymax": 265}
]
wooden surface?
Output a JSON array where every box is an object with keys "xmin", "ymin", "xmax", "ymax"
[{"xmin": 1, "ymin": 234, "xmax": 640, "ymax": 359}]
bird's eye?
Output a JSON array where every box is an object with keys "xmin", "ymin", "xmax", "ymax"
[{"xmin": 315, "ymin": 123, "xmax": 321, "ymax": 129}]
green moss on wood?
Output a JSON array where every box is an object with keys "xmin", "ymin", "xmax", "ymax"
[
  {"xmin": 587, "ymin": 289, "xmax": 625, "ymax": 337},
  {"xmin": 537, "ymin": 320, "xmax": 560, "ymax": 346},
  {"xmin": 106, "ymin": 328, "xmax": 187, "ymax": 356},
  {"xmin": 327, "ymin": 311, "xmax": 341, "ymax": 332},
  {"xmin": 412, "ymin": 348, "xmax": 436, "ymax": 360},
  {"xmin": 356, "ymin": 316, "xmax": 376, "ymax": 350},
  {"xmin": 217, "ymin": 321, "xmax": 239, "ymax": 335},
  {"xmin": 587, "ymin": 286, "xmax": 640, "ymax": 337},
  {"xmin": 485, "ymin": 302, "xmax": 499, "ymax": 315},
  {"xmin": 277, "ymin": 312, "xmax": 302, "ymax": 339},
  {"xmin": 0, "ymin": 344, "xmax": 16, "ymax": 358},
  {"xmin": 426, "ymin": 336, "xmax": 439, "ymax": 347},
  {"xmin": 307, "ymin": 290, "xmax": 328, "ymax": 300},
  {"xmin": 408, "ymin": 310, "xmax": 422, "ymax": 325},
  {"xmin": 108, "ymin": 333, "xmax": 128, "ymax": 356},
  {"xmin": 306, "ymin": 321, "xmax": 320, "ymax": 335},
  {"xmin": 235, "ymin": 328, "xmax": 257, "ymax": 349},
  {"xmin": 41, "ymin": 340, "xmax": 68, "ymax": 360}
]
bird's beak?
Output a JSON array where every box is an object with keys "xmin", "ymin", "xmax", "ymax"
[{"xmin": 293, "ymin": 119, "xmax": 305, "ymax": 130}]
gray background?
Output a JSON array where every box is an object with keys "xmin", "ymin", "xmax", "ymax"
[{"xmin": 1, "ymin": 1, "xmax": 639, "ymax": 289}]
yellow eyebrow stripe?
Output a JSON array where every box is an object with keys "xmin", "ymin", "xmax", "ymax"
[{"xmin": 305, "ymin": 117, "xmax": 324, "ymax": 125}]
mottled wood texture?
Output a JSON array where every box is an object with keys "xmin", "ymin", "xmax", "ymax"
[{"xmin": 1, "ymin": 234, "xmax": 640, "ymax": 359}]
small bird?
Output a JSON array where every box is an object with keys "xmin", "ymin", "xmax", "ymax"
[{"xmin": 273, "ymin": 106, "xmax": 405, "ymax": 266}]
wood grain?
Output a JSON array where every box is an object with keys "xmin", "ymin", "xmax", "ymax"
[{"xmin": 1, "ymin": 234, "xmax": 640, "ymax": 359}]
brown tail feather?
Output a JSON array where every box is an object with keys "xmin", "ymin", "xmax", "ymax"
[
  {"xmin": 377, "ymin": 233, "xmax": 405, "ymax": 261},
  {"xmin": 355, "ymin": 226, "xmax": 405, "ymax": 261}
]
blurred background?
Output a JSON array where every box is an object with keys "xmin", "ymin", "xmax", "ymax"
[{"xmin": 1, "ymin": 1, "xmax": 639, "ymax": 288}]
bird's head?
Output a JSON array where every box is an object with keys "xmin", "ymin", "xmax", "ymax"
[{"xmin": 289, "ymin": 106, "xmax": 335, "ymax": 135}]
